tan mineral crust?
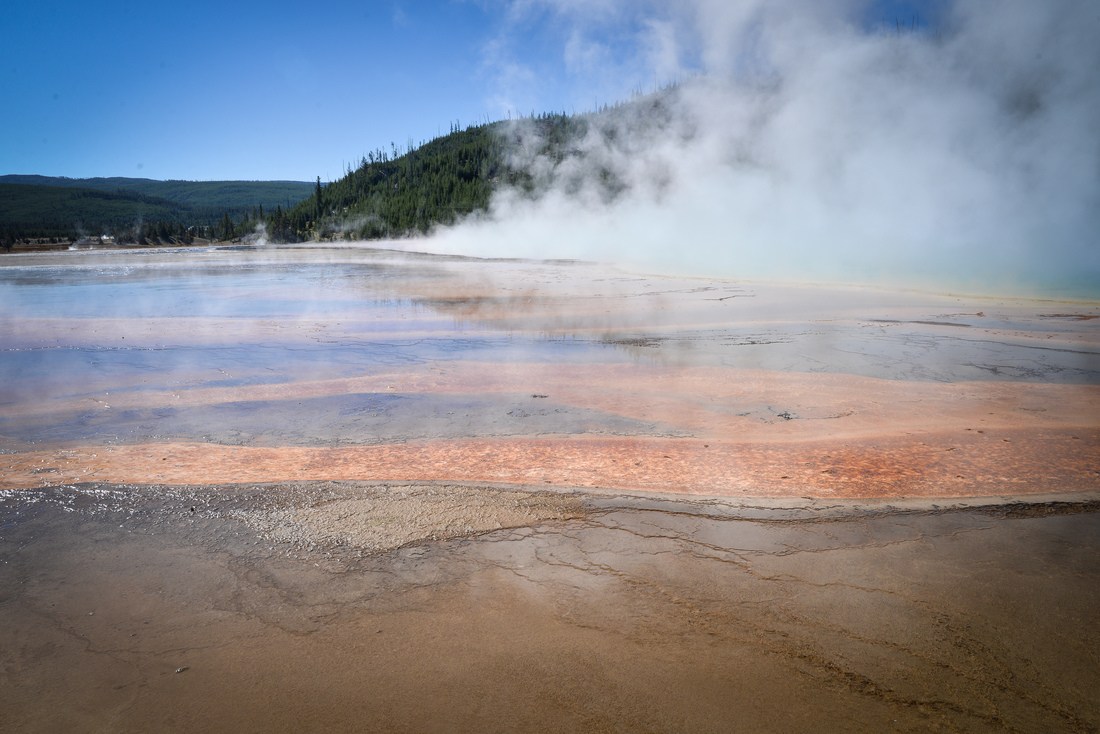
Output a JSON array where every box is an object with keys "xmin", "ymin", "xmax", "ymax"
[{"xmin": 1, "ymin": 245, "xmax": 1098, "ymax": 732}]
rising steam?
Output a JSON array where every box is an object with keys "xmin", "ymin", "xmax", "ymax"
[{"xmin": 431, "ymin": 0, "xmax": 1099, "ymax": 296}]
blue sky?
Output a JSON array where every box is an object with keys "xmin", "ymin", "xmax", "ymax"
[
  {"xmin": 3, "ymin": 0, "xmax": 936, "ymax": 182},
  {"xmin": 4, "ymin": 1, "xmax": 506, "ymax": 181}
]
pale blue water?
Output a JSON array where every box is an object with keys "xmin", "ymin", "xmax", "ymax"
[{"xmin": 1, "ymin": 245, "xmax": 1097, "ymax": 450}]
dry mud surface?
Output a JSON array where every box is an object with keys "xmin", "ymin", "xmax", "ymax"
[{"xmin": 2, "ymin": 244, "xmax": 1099, "ymax": 731}]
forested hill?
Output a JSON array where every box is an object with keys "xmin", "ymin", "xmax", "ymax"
[
  {"xmin": 0, "ymin": 184, "xmax": 185, "ymax": 241},
  {"xmin": 282, "ymin": 122, "xmax": 507, "ymax": 241},
  {"xmin": 287, "ymin": 90, "xmax": 673, "ymax": 243},
  {"xmin": 0, "ymin": 176, "xmax": 313, "ymax": 246},
  {"xmin": 0, "ymin": 176, "xmax": 313, "ymax": 211}
]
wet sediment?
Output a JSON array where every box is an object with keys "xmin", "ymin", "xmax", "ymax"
[{"xmin": 2, "ymin": 482, "xmax": 1098, "ymax": 733}]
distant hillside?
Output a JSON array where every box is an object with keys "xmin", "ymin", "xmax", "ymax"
[
  {"xmin": 0, "ymin": 176, "xmax": 313, "ymax": 211},
  {"xmin": 0, "ymin": 184, "xmax": 188, "ymax": 241},
  {"xmin": 0, "ymin": 176, "xmax": 313, "ymax": 246}
]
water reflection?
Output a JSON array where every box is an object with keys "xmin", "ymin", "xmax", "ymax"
[{"xmin": 1, "ymin": 244, "xmax": 1097, "ymax": 464}]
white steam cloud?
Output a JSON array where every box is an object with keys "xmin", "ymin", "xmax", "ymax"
[{"xmin": 433, "ymin": 0, "xmax": 1099, "ymax": 295}]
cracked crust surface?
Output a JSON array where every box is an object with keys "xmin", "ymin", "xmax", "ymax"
[{"xmin": 2, "ymin": 483, "xmax": 1098, "ymax": 732}]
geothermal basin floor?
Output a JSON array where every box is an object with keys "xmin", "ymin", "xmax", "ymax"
[{"xmin": 1, "ymin": 244, "xmax": 1099, "ymax": 731}]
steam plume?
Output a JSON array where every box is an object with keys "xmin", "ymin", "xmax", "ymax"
[{"xmin": 433, "ymin": 0, "xmax": 1100, "ymax": 295}]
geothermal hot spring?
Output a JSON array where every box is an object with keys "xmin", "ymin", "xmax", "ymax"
[{"xmin": 2, "ymin": 243, "xmax": 1099, "ymax": 732}]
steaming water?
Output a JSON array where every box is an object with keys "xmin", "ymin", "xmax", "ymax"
[
  {"xmin": 2, "ymin": 244, "xmax": 1097, "ymax": 460},
  {"xmin": 0, "ymin": 246, "xmax": 700, "ymax": 450}
]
